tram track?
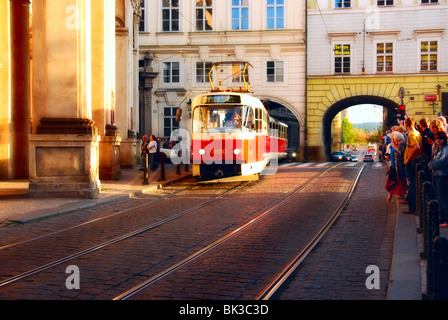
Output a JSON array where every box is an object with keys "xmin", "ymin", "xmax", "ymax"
[
  {"xmin": 0, "ymin": 181, "xmax": 250, "ymax": 288},
  {"xmin": 256, "ymin": 163, "xmax": 366, "ymax": 300},
  {"xmin": 1, "ymin": 179, "xmax": 259, "ymax": 251},
  {"xmin": 0, "ymin": 162, "xmax": 363, "ymax": 300},
  {"xmin": 113, "ymin": 162, "xmax": 358, "ymax": 300},
  {"xmin": 0, "ymin": 186, "xmax": 191, "ymax": 251}
]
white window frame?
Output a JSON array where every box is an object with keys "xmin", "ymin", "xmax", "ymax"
[
  {"xmin": 195, "ymin": 61, "xmax": 213, "ymax": 83},
  {"xmin": 231, "ymin": 0, "xmax": 250, "ymax": 30},
  {"xmin": 377, "ymin": 0, "xmax": 394, "ymax": 6},
  {"xmin": 139, "ymin": 0, "xmax": 146, "ymax": 32},
  {"xmin": 334, "ymin": 0, "xmax": 351, "ymax": 8},
  {"xmin": 375, "ymin": 41, "xmax": 394, "ymax": 73},
  {"xmin": 332, "ymin": 43, "xmax": 352, "ymax": 74},
  {"xmin": 419, "ymin": 39, "xmax": 439, "ymax": 72},
  {"xmin": 163, "ymin": 106, "xmax": 180, "ymax": 138},
  {"xmin": 266, "ymin": 0, "xmax": 285, "ymax": 30},
  {"xmin": 266, "ymin": 61, "xmax": 284, "ymax": 83},
  {"xmin": 161, "ymin": 0, "xmax": 180, "ymax": 32},
  {"xmin": 231, "ymin": 62, "xmax": 249, "ymax": 83},
  {"xmin": 196, "ymin": 0, "xmax": 213, "ymax": 31},
  {"xmin": 162, "ymin": 61, "xmax": 181, "ymax": 84}
]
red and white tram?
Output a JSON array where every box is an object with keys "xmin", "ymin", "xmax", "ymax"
[{"xmin": 190, "ymin": 91, "xmax": 287, "ymax": 182}]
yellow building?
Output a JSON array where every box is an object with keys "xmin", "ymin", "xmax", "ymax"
[
  {"xmin": 307, "ymin": 0, "xmax": 448, "ymax": 161},
  {"xmin": 307, "ymin": 75, "xmax": 448, "ymax": 160}
]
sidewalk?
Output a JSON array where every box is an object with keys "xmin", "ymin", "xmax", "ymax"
[
  {"xmin": 0, "ymin": 162, "xmax": 192, "ymax": 225},
  {"xmin": 388, "ymin": 195, "xmax": 448, "ymax": 300}
]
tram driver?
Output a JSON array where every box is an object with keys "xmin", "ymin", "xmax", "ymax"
[{"xmin": 224, "ymin": 112, "xmax": 242, "ymax": 128}]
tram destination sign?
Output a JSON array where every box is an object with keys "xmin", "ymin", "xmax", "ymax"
[{"xmin": 202, "ymin": 95, "xmax": 241, "ymax": 104}]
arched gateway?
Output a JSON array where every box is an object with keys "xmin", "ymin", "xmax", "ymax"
[
  {"xmin": 262, "ymin": 98, "xmax": 304, "ymax": 155},
  {"xmin": 306, "ymin": 75, "xmax": 447, "ymax": 162},
  {"xmin": 322, "ymin": 95, "xmax": 399, "ymax": 161}
]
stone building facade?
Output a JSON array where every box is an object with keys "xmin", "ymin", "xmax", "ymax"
[
  {"xmin": 138, "ymin": 0, "xmax": 306, "ymax": 156},
  {"xmin": 307, "ymin": 0, "xmax": 448, "ymax": 160},
  {"xmin": 0, "ymin": 0, "xmax": 141, "ymax": 197}
]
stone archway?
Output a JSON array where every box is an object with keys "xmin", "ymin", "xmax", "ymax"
[
  {"xmin": 322, "ymin": 95, "xmax": 399, "ymax": 161},
  {"xmin": 260, "ymin": 98, "xmax": 305, "ymax": 160}
]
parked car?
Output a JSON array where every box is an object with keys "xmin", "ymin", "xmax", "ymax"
[
  {"xmin": 286, "ymin": 147, "xmax": 298, "ymax": 161},
  {"xmin": 363, "ymin": 154, "xmax": 374, "ymax": 162},
  {"xmin": 331, "ymin": 151, "xmax": 347, "ymax": 161},
  {"xmin": 160, "ymin": 140, "xmax": 179, "ymax": 161}
]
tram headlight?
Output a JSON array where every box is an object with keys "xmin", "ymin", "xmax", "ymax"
[
  {"xmin": 199, "ymin": 149, "xmax": 206, "ymax": 156},
  {"xmin": 234, "ymin": 148, "xmax": 240, "ymax": 155}
]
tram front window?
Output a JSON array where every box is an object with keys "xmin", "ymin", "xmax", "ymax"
[{"xmin": 193, "ymin": 106, "xmax": 254, "ymax": 133}]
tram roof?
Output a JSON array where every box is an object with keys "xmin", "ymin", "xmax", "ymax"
[
  {"xmin": 192, "ymin": 91, "xmax": 265, "ymax": 108},
  {"xmin": 269, "ymin": 116, "xmax": 288, "ymax": 127}
]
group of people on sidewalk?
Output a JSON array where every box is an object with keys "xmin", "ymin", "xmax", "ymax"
[
  {"xmin": 382, "ymin": 115, "xmax": 448, "ymax": 228},
  {"xmin": 140, "ymin": 134, "xmax": 160, "ymax": 171}
]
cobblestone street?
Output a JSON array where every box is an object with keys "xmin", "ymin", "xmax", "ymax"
[{"xmin": 279, "ymin": 162, "xmax": 396, "ymax": 299}]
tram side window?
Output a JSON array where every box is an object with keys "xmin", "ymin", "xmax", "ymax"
[
  {"xmin": 255, "ymin": 108, "xmax": 263, "ymax": 132},
  {"xmin": 271, "ymin": 123, "xmax": 279, "ymax": 137}
]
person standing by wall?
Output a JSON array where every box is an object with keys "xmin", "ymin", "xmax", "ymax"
[
  {"xmin": 140, "ymin": 135, "xmax": 149, "ymax": 170},
  {"xmin": 403, "ymin": 118, "xmax": 426, "ymax": 214},
  {"xmin": 428, "ymin": 131, "xmax": 448, "ymax": 227},
  {"xmin": 419, "ymin": 118, "xmax": 434, "ymax": 161},
  {"xmin": 148, "ymin": 134, "xmax": 158, "ymax": 171}
]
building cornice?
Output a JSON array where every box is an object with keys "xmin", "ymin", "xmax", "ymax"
[
  {"xmin": 414, "ymin": 28, "xmax": 445, "ymax": 35},
  {"xmin": 369, "ymin": 30, "xmax": 401, "ymax": 36},
  {"xmin": 327, "ymin": 31, "xmax": 358, "ymax": 39}
]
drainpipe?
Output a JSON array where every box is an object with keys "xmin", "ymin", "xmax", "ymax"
[{"xmin": 304, "ymin": 0, "xmax": 309, "ymax": 162}]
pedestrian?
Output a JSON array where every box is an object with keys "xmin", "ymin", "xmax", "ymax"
[
  {"xmin": 395, "ymin": 132, "xmax": 408, "ymax": 199},
  {"xmin": 431, "ymin": 119, "xmax": 446, "ymax": 134},
  {"xmin": 148, "ymin": 134, "xmax": 158, "ymax": 171},
  {"xmin": 403, "ymin": 117, "xmax": 426, "ymax": 214},
  {"xmin": 397, "ymin": 125, "xmax": 407, "ymax": 136},
  {"xmin": 378, "ymin": 142, "xmax": 384, "ymax": 162},
  {"xmin": 428, "ymin": 131, "xmax": 448, "ymax": 227},
  {"xmin": 384, "ymin": 128, "xmax": 398, "ymax": 200},
  {"xmin": 385, "ymin": 132, "xmax": 396, "ymax": 202},
  {"xmin": 384, "ymin": 130, "xmax": 392, "ymax": 146},
  {"xmin": 419, "ymin": 118, "xmax": 434, "ymax": 160},
  {"xmin": 397, "ymin": 126, "xmax": 408, "ymax": 201},
  {"xmin": 140, "ymin": 134, "xmax": 149, "ymax": 170},
  {"xmin": 429, "ymin": 119, "xmax": 446, "ymax": 158},
  {"xmin": 386, "ymin": 131, "xmax": 407, "ymax": 200},
  {"xmin": 437, "ymin": 116, "xmax": 448, "ymax": 132}
]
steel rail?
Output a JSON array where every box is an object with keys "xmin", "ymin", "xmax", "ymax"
[
  {"xmin": 255, "ymin": 163, "xmax": 366, "ymax": 300},
  {"xmin": 0, "ymin": 180, "xmax": 242, "ymax": 251},
  {"xmin": 0, "ymin": 181, "xmax": 250, "ymax": 288},
  {"xmin": 113, "ymin": 163, "xmax": 343, "ymax": 300},
  {"xmin": 0, "ymin": 186, "xmax": 195, "ymax": 251}
]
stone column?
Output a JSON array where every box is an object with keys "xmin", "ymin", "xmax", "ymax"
[
  {"xmin": 29, "ymin": 0, "xmax": 100, "ymax": 198},
  {"xmin": 91, "ymin": 0, "xmax": 121, "ymax": 180},
  {"xmin": 115, "ymin": 0, "xmax": 138, "ymax": 169},
  {"xmin": 0, "ymin": 0, "xmax": 30, "ymax": 180}
]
